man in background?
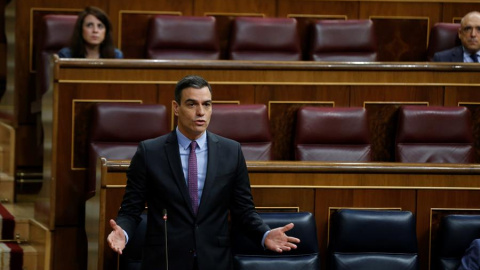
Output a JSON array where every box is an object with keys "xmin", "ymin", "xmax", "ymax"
[{"xmin": 434, "ymin": 11, "xmax": 480, "ymax": 62}]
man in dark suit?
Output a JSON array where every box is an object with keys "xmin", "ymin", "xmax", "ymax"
[
  {"xmin": 107, "ymin": 75, "xmax": 300, "ymax": 270},
  {"xmin": 434, "ymin": 11, "xmax": 480, "ymax": 62}
]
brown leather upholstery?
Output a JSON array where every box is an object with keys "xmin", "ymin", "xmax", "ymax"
[
  {"xmin": 35, "ymin": 15, "xmax": 77, "ymax": 100},
  {"xmin": 309, "ymin": 20, "xmax": 377, "ymax": 62},
  {"xmin": 207, "ymin": 104, "xmax": 272, "ymax": 160},
  {"xmin": 145, "ymin": 15, "xmax": 220, "ymax": 60},
  {"xmin": 294, "ymin": 107, "xmax": 371, "ymax": 161},
  {"xmin": 395, "ymin": 106, "xmax": 474, "ymax": 163},
  {"xmin": 426, "ymin": 23, "xmax": 461, "ymax": 61},
  {"xmin": 88, "ymin": 103, "xmax": 169, "ymax": 199},
  {"xmin": 228, "ymin": 17, "xmax": 302, "ymax": 61}
]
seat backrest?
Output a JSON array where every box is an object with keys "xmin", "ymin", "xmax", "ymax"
[
  {"xmin": 309, "ymin": 20, "xmax": 377, "ymax": 61},
  {"xmin": 395, "ymin": 106, "xmax": 474, "ymax": 163},
  {"xmin": 426, "ymin": 23, "xmax": 461, "ymax": 61},
  {"xmin": 435, "ymin": 215, "xmax": 480, "ymax": 270},
  {"xmin": 295, "ymin": 107, "xmax": 371, "ymax": 161},
  {"xmin": 207, "ymin": 104, "xmax": 272, "ymax": 160},
  {"xmin": 35, "ymin": 14, "xmax": 77, "ymax": 98},
  {"xmin": 228, "ymin": 17, "xmax": 302, "ymax": 61},
  {"xmin": 88, "ymin": 103, "xmax": 169, "ymax": 199},
  {"xmin": 119, "ymin": 212, "xmax": 147, "ymax": 270},
  {"xmin": 145, "ymin": 15, "xmax": 220, "ymax": 60},
  {"xmin": 329, "ymin": 209, "xmax": 418, "ymax": 270},
  {"xmin": 232, "ymin": 212, "xmax": 320, "ymax": 270}
]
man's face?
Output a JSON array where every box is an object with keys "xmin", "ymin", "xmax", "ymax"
[
  {"xmin": 459, "ymin": 12, "xmax": 480, "ymax": 53},
  {"xmin": 173, "ymin": 86, "xmax": 212, "ymax": 140}
]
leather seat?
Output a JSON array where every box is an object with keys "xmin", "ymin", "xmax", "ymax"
[
  {"xmin": 232, "ymin": 211, "xmax": 320, "ymax": 270},
  {"xmin": 395, "ymin": 106, "xmax": 474, "ymax": 163},
  {"xmin": 329, "ymin": 209, "xmax": 418, "ymax": 270},
  {"xmin": 295, "ymin": 107, "xmax": 371, "ymax": 161},
  {"xmin": 426, "ymin": 23, "xmax": 461, "ymax": 61},
  {"xmin": 145, "ymin": 15, "xmax": 221, "ymax": 60},
  {"xmin": 35, "ymin": 14, "xmax": 77, "ymax": 111},
  {"xmin": 207, "ymin": 104, "xmax": 273, "ymax": 160},
  {"xmin": 228, "ymin": 17, "xmax": 302, "ymax": 61},
  {"xmin": 309, "ymin": 20, "xmax": 377, "ymax": 61},
  {"xmin": 434, "ymin": 214, "xmax": 480, "ymax": 270},
  {"xmin": 88, "ymin": 103, "xmax": 169, "ymax": 199}
]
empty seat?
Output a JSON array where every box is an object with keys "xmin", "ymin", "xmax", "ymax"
[
  {"xmin": 145, "ymin": 15, "xmax": 220, "ymax": 60},
  {"xmin": 228, "ymin": 17, "xmax": 302, "ymax": 61},
  {"xmin": 435, "ymin": 214, "xmax": 480, "ymax": 270},
  {"xmin": 395, "ymin": 106, "xmax": 474, "ymax": 163},
  {"xmin": 88, "ymin": 103, "xmax": 169, "ymax": 199},
  {"xmin": 294, "ymin": 107, "xmax": 371, "ymax": 161},
  {"xmin": 207, "ymin": 104, "xmax": 272, "ymax": 160},
  {"xmin": 427, "ymin": 23, "xmax": 461, "ymax": 61},
  {"xmin": 309, "ymin": 20, "xmax": 377, "ymax": 61},
  {"xmin": 329, "ymin": 209, "xmax": 419, "ymax": 270},
  {"xmin": 232, "ymin": 211, "xmax": 320, "ymax": 270},
  {"xmin": 35, "ymin": 14, "xmax": 77, "ymax": 109}
]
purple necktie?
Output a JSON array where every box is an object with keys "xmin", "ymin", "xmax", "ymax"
[
  {"xmin": 188, "ymin": 141, "xmax": 198, "ymax": 215},
  {"xmin": 471, "ymin": 53, "xmax": 479, "ymax": 63}
]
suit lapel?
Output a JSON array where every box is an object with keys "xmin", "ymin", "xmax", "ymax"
[
  {"xmin": 197, "ymin": 132, "xmax": 219, "ymax": 217},
  {"xmin": 165, "ymin": 132, "xmax": 194, "ymax": 215}
]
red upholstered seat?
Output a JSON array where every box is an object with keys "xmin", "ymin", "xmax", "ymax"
[
  {"xmin": 426, "ymin": 23, "xmax": 461, "ymax": 61},
  {"xmin": 207, "ymin": 104, "xmax": 272, "ymax": 160},
  {"xmin": 88, "ymin": 103, "xmax": 170, "ymax": 199},
  {"xmin": 228, "ymin": 17, "xmax": 302, "ymax": 61},
  {"xmin": 35, "ymin": 15, "xmax": 77, "ymax": 107},
  {"xmin": 395, "ymin": 106, "xmax": 474, "ymax": 163},
  {"xmin": 309, "ymin": 20, "xmax": 377, "ymax": 62},
  {"xmin": 294, "ymin": 107, "xmax": 371, "ymax": 161},
  {"xmin": 145, "ymin": 15, "xmax": 221, "ymax": 60}
]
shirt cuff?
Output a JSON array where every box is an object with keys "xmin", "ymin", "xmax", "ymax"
[
  {"xmin": 261, "ymin": 230, "xmax": 271, "ymax": 248},
  {"xmin": 123, "ymin": 229, "xmax": 129, "ymax": 244}
]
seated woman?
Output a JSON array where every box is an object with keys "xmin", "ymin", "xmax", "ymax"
[{"xmin": 58, "ymin": 6, "xmax": 123, "ymax": 59}]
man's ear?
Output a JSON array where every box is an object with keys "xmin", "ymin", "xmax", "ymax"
[{"xmin": 172, "ymin": 100, "xmax": 179, "ymax": 116}]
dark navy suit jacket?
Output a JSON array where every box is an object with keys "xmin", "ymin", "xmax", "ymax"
[
  {"xmin": 116, "ymin": 131, "xmax": 269, "ymax": 270},
  {"xmin": 433, "ymin": 46, "xmax": 464, "ymax": 62}
]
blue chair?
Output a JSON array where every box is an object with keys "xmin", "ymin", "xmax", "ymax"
[
  {"xmin": 329, "ymin": 209, "xmax": 419, "ymax": 270},
  {"xmin": 232, "ymin": 211, "xmax": 321, "ymax": 270}
]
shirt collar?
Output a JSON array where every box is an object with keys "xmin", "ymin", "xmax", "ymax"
[{"xmin": 176, "ymin": 127, "xmax": 207, "ymax": 150}]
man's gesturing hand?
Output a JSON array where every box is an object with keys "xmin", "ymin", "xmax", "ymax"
[
  {"xmin": 107, "ymin": 219, "xmax": 126, "ymax": 255},
  {"xmin": 264, "ymin": 223, "xmax": 301, "ymax": 253}
]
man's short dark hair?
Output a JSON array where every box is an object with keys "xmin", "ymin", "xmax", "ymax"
[{"xmin": 174, "ymin": 75, "xmax": 212, "ymax": 103}]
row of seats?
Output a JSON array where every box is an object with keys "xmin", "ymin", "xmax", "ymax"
[
  {"xmin": 146, "ymin": 16, "xmax": 378, "ymax": 61},
  {"xmin": 87, "ymin": 103, "xmax": 474, "ymax": 198},
  {"xmin": 34, "ymin": 14, "xmax": 462, "ymax": 113},
  {"xmin": 118, "ymin": 209, "xmax": 479, "ymax": 270}
]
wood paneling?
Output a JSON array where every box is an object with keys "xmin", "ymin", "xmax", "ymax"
[{"xmin": 194, "ymin": 0, "xmax": 276, "ymax": 16}]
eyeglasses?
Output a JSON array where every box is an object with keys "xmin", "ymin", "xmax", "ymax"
[{"xmin": 461, "ymin": 26, "xmax": 480, "ymax": 34}]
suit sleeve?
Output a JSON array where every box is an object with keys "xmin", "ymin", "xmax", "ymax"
[
  {"xmin": 229, "ymin": 143, "xmax": 270, "ymax": 242},
  {"xmin": 116, "ymin": 141, "xmax": 148, "ymax": 237}
]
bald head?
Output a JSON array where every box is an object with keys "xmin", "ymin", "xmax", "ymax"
[{"xmin": 459, "ymin": 11, "xmax": 480, "ymax": 54}]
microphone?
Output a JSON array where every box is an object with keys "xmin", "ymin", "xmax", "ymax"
[{"xmin": 163, "ymin": 209, "xmax": 168, "ymax": 270}]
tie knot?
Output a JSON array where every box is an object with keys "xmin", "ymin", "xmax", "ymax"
[
  {"xmin": 471, "ymin": 53, "xmax": 479, "ymax": 63},
  {"xmin": 190, "ymin": 141, "xmax": 197, "ymax": 153}
]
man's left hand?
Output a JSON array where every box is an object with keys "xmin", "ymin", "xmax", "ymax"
[{"xmin": 264, "ymin": 223, "xmax": 300, "ymax": 253}]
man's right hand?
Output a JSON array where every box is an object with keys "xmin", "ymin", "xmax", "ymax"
[{"xmin": 107, "ymin": 219, "xmax": 126, "ymax": 254}]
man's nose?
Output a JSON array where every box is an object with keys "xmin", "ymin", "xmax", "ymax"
[{"xmin": 196, "ymin": 106, "xmax": 205, "ymax": 115}]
